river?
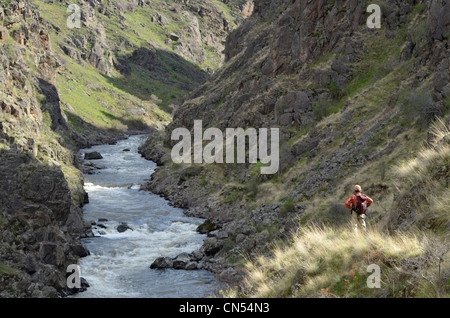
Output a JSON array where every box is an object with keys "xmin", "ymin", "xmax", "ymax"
[{"xmin": 73, "ymin": 135, "xmax": 219, "ymax": 298}]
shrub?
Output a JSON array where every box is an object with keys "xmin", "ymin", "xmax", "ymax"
[
  {"xmin": 313, "ymin": 99, "xmax": 333, "ymax": 121},
  {"xmin": 280, "ymin": 198, "xmax": 296, "ymax": 217},
  {"xmin": 246, "ymin": 177, "xmax": 260, "ymax": 200},
  {"xmin": 399, "ymin": 90, "xmax": 440, "ymax": 129},
  {"xmin": 393, "ymin": 118, "xmax": 449, "ymax": 229}
]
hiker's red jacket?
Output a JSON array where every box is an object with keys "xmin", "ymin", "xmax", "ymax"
[{"xmin": 345, "ymin": 194, "xmax": 373, "ymax": 210}]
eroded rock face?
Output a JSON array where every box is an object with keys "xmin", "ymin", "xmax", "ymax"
[
  {"xmin": 0, "ymin": 149, "xmax": 91, "ymax": 297},
  {"xmin": 0, "ymin": 1, "xmax": 92, "ymax": 297},
  {"xmin": 270, "ymin": 0, "xmax": 367, "ymax": 76},
  {"xmin": 429, "ymin": 0, "xmax": 450, "ymax": 41}
]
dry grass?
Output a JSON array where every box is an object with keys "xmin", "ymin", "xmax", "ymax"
[
  {"xmin": 429, "ymin": 117, "xmax": 450, "ymax": 146},
  {"xmin": 241, "ymin": 225, "xmax": 441, "ymax": 298},
  {"xmin": 431, "ymin": 188, "xmax": 450, "ymax": 222},
  {"xmin": 396, "ymin": 144, "xmax": 450, "ymax": 183},
  {"xmin": 395, "ymin": 118, "xmax": 449, "ymax": 183},
  {"xmin": 391, "ymin": 117, "xmax": 450, "ymax": 228}
]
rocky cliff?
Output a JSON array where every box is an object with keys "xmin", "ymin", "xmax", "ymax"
[
  {"xmin": 0, "ymin": 0, "xmax": 92, "ymax": 297},
  {"xmin": 140, "ymin": 0, "xmax": 449, "ymax": 288}
]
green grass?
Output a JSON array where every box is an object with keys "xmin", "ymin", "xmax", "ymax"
[
  {"xmin": 310, "ymin": 26, "xmax": 408, "ymax": 123},
  {"xmin": 249, "ymin": 161, "xmax": 266, "ymax": 176},
  {"xmin": 0, "ymin": 141, "xmax": 10, "ymax": 150},
  {"xmin": 105, "ymin": 62, "xmax": 190, "ymax": 111},
  {"xmin": 412, "ymin": 3, "xmax": 426, "ymax": 16},
  {"xmin": 57, "ymin": 58, "xmax": 170, "ymax": 131},
  {"xmin": 0, "ymin": 262, "xmax": 19, "ymax": 277},
  {"xmin": 225, "ymin": 189, "xmax": 242, "ymax": 204},
  {"xmin": 213, "ymin": 96, "xmax": 225, "ymax": 110},
  {"xmin": 32, "ymin": 0, "xmax": 90, "ymax": 39}
]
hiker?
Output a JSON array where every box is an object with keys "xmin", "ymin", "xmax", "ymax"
[{"xmin": 345, "ymin": 185, "xmax": 373, "ymax": 234}]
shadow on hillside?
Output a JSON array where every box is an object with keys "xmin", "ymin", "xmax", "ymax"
[
  {"xmin": 99, "ymin": 110, "xmax": 152, "ymax": 131},
  {"xmin": 36, "ymin": 77, "xmax": 134, "ymax": 149},
  {"xmin": 64, "ymin": 111, "xmax": 131, "ymax": 147},
  {"xmin": 102, "ymin": 47, "xmax": 208, "ymax": 112}
]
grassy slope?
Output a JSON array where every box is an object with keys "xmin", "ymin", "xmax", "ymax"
[
  {"xmin": 31, "ymin": 0, "xmax": 243, "ymax": 133},
  {"xmin": 244, "ymin": 11, "xmax": 443, "ymax": 221},
  {"xmin": 56, "ymin": 58, "xmax": 171, "ymax": 132},
  {"xmin": 243, "ymin": 225, "xmax": 448, "ymax": 298},
  {"xmin": 3, "ymin": 0, "xmax": 242, "ymax": 208}
]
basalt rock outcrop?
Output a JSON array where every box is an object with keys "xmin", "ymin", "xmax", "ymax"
[
  {"xmin": 0, "ymin": 1, "xmax": 93, "ymax": 297},
  {"xmin": 0, "ymin": 149, "xmax": 92, "ymax": 297}
]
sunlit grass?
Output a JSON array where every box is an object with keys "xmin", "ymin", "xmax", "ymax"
[
  {"xmin": 395, "ymin": 117, "xmax": 449, "ymax": 183},
  {"xmin": 243, "ymin": 225, "xmax": 429, "ymax": 298}
]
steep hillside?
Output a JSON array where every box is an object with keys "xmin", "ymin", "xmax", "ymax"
[
  {"xmin": 0, "ymin": 0, "xmax": 92, "ymax": 297},
  {"xmin": 243, "ymin": 119, "xmax": 449, "ymax": 298},
  {"xmin": 0, "ymin": 0, "xmax": 247, "ymax": 297},
  {"xmin": 140, "ymin": 0, "xmax": 449, "ymax": 293}
]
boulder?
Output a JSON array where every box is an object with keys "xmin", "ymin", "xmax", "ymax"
[
  {"xmin": 191, "ymin": 250, "xmax": 204, "ymax": 261},
  {"xmin": 219, "ymin": 267, "xmax": 238, "ymax": 282},
  {"xmin": 71, "ymin": 244, "xmax": 90, "ymax": 257},
  {"xmin": 208, "ymin": 230, "xmax": 219, "ymax": 237},
  {"xmin": 68, "ymin": 277, "xmax": 90, "ymax": 294},
  {"xmin": 173, "ymin": 259, "xmax": 188, "ymax": 269},
  {"xmin": 185, "ymin": 262, "xmax": 198, "ymax": 270},
  {"xmin": 157, "ymin": 14, "xmax": 169, "ymax": 26},
  {"xmin": 24, "ymin": 255, "xmax": 37, "ymax": 275},
  {"xmin": 150, "ymin": 257, "xmax": 173, "ymax": 269},
  {"xmin": 39, "ymin": 243, "xmax": 65, "ymax": 266},
  {"xmin": 173, "ymin": 253, "xmax": 190, "ymax": 269},
  {"xmin": 197, "ymin": 219, "xmax": 216, "ymax": 234},
  {"xmin": 81, "ymin": 277, "xmax": 90, "ymax": 289},
  {"xmin": 203, "ymin": 237, "xmax": 223, "ymax": 256},
  {"xmin": 169, "ymin": 33, "xmax": 180, "ymax": 41},
  {"xmin": 117, "ymin": 224, "xmax": 131, "ymax": 233},
  {"xmin": 210, "ymin": 230, "xmax": 228, "ymax": 239},
  {"xmin": 84, "ymin": 152, "xmax": 103, "ymax": 160}
]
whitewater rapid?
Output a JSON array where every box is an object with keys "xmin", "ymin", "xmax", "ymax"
[{"xmin": 73, "ymin": 135, "xmax": 219, "ymax": 298}]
